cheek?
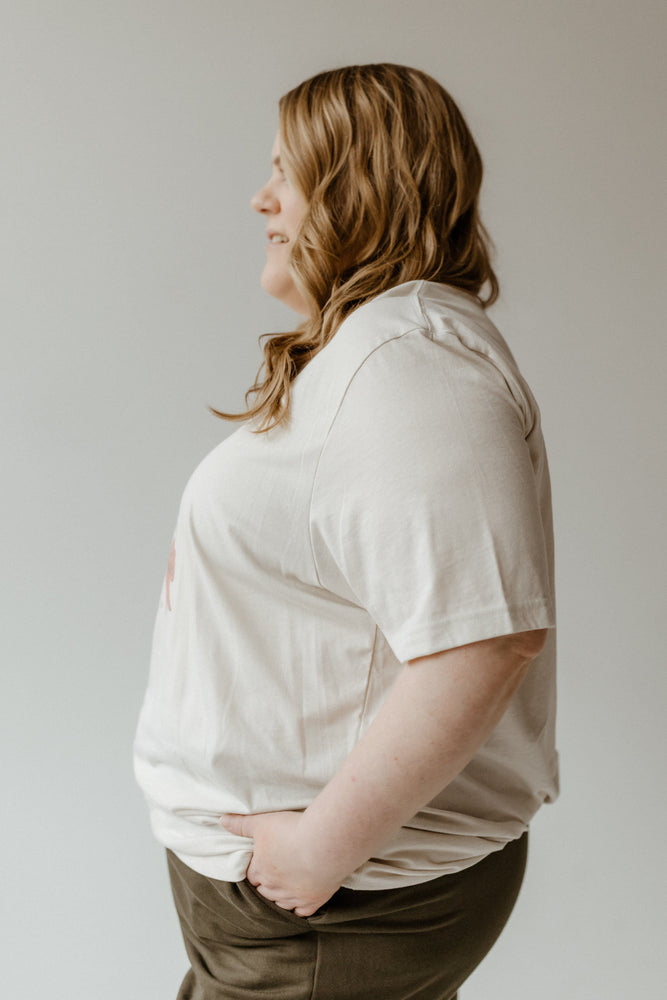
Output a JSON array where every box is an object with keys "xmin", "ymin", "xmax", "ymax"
[{"xmin": 284, "ymin": 197, "xmax": 306, "ymax": 239}]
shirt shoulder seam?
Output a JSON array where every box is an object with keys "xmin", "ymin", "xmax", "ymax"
[{"xmin": 307, "ymin": 323, "xmax": 427, "ymax": 588}]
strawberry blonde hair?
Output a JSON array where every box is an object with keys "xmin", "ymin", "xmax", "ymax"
[{"xmin": 213, "ymin": 63, "xmax": 498, "ymax": 432}]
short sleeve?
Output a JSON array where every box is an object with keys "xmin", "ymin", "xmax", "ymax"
[{"xmin": 309, "ymin": 328, "xmax": 555, "ymax": 663}]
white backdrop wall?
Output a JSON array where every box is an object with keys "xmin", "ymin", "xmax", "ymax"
[{"xmin": 2, "ymin": 2, "xmax": 665, "ymax": 997}]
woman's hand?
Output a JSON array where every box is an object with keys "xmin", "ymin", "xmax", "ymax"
[
  {"xmin": 222, "ymin": 635, "xmax": 546, "ymax": 920},
  {"xmin": 220, "ymin": 810, "xmax": 344, "ymax": 917}
]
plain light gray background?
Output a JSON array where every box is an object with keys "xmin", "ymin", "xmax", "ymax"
[{"xmin": 2, "ymin": 1, "xmax": 665, "ymax": 997}]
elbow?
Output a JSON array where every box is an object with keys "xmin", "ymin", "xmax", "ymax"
[{"xmin": 512, "ymin": 627, "xmax": 549, "ymax": 661}]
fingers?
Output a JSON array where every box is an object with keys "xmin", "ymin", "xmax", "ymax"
[
  {"xmin": 219, "ymin": 812, "xmax": 254, "ymax": 838},
  {"xmin": 249, "ymin": 880, "xmax": 327, "ymax": 917},
  {"xmin": 246, "ymin": 858, "xmax": 261, "ymax": 886},
  {"xmin": 257, "ymin": 889, "xmax": 314, "ymax": 915}
]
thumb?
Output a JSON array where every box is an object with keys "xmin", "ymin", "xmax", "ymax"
[{"xmin": 220, "ymin": 812, "xmax": 255, "ymax": 838}]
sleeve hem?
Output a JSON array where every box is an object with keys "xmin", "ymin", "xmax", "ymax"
[{"xmin": 386, "ymin": 599, "xmax": 556, "ymax": 663}]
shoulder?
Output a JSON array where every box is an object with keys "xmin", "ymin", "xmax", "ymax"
[
  {"xmin": 330, "ymin": 280, "xmax": 518, "ymax": 379},
  {"xmin": 331, "ymin": 283, "xmax": 524, "ymax": 406},
  {"xmin": 334, "ymin": 281, "xmax": 537, "ymax": 435},
  {"xmin": 319, "ymin": 280, "xmax": 429, "ymax": 368},
  {"xmin": 290, "ymin": 281, "xmax": 536, "ymax": 440}
]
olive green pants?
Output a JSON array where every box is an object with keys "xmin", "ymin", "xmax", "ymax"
[{"xmin": 167, "ymin": 832, "xmax": 528, "ymax": 1000}]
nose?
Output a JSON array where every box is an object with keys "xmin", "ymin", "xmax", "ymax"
[{"xmin": 251, "ymin": 181, "xmax": 279, "ymax": 215}]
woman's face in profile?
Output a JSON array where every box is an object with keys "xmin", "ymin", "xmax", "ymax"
[{"xmin": 251, "ymin": 132, "xmax": 309, "ymax": 316}]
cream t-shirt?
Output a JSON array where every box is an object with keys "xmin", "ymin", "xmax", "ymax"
[{"xmin": 133, "ymin": 279, "xmax": 558, "ymax": 889}]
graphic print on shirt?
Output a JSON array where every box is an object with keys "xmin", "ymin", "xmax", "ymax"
[{"xmin": 166, "ymin": 539, "xmax": 175, "ymax": 611}]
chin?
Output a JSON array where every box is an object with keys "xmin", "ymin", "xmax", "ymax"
[
  {"xmin": 261, "ymin": 266, "xmax": 291, "ymax": 302},
  {"xmin": 261, "ymin": 265, "xmax": 310, "ymax": 316}
]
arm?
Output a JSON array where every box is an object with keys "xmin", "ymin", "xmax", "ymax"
[{"xmin": 221, "ymin": 627, "xmax": 548, "ymax": 915}]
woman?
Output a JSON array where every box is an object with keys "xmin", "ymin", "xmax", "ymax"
[{"xmin": 134, "ymin": 63, "xmax": 558, "ymax": 1000}]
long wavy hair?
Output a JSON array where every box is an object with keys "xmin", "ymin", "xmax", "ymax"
[{"xmin": 213, "ymin": 63, "xmax": 498, "ymax": 432}]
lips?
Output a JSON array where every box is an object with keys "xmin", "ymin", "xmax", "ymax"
[{"xmin": 267, "ymin": 230, "xmax": 288, "ymax": 243}]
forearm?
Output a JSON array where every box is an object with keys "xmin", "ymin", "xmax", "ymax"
[{"xmin": 299, "ymin": 631, "xmax": 543, "ymax": 881}]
